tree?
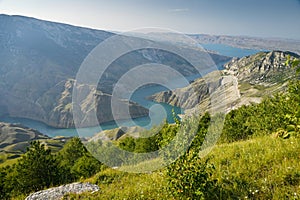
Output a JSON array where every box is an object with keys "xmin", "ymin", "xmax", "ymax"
[
  {"xmin": 58, "ymin": 137, "xmax": 103, "ymax": 181},
  {"xmin": 71, "ymin": 155, "xmax": 102, "ymax": 179},
  {"xmin": 58, "ymin": 137, "xmax": 88, "ymax": 167},
  {"xmin": 0, "ymin": 166, "xmax": 10, "ymax": 199},
  {"xmin": 118, "ymin": 137, "xmax": 136, "ymax": 152},
  {"xmin": 12, "ymin": 141, "xmax": 60, "ymax": 194}
]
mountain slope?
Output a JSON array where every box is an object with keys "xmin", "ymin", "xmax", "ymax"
[
  {"xmin": 150, "ymin": 51, "xmax": 300, "ymax": 114},
  {"xmin": 0, "ymin": 14, "xmax": 229, "ymax": 128},
  {"xmin": 0, "ymin": 122, "xmax": 71, "ymax": 165}
]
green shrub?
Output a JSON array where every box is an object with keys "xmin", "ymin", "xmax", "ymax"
[{"xmin": 166, "ymin": 151, "xmax": 218, "ymax": 200}]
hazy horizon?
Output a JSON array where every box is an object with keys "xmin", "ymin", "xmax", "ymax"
[{"xmin": 1, "ymin": 0, "xmax": 300, "ymax": 40}]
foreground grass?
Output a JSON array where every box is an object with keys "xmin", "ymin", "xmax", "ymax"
[
  {"xmin": 65, "ymin": 168, "xmax": 169, "ymax": 200},
  {"xmin": 64, "ymin": 135, "xmax": 300, "ymax": 199},
  {"xmin": 210, "ymin": 136, "xmax": 300, "ymax": 199}
]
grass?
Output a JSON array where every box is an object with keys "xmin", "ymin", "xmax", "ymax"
[
  {"xmin": 0, "ymin": 156, "xmax": 19, "ymax": 167},
  {"xmin": 66, "ymin": 168, "xmax": 169, "ymax": 200},
  {"xmin": 63, "ymin": 135, "xmax": 300, "ymax": 199},
  {"xmin": 209, "ymin": 135, "xmax": 300, "ymax": 199}
]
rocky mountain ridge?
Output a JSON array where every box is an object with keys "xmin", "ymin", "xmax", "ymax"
[
  {"xmin": 223, "ymin": 51, "xmax": 298, "ymax": 85},
  {"xmin": 150, "ymin": 51, "xmax": 299, "ymax": 115}
]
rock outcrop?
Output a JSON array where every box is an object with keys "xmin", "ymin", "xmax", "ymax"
[
  {"xmin": 25, "ymin": 182, "xmax": 99, "ymax": 200},
  {"xmin": 150, "ymin": 51, "xmax": 299, "ymax": 114},
  {"xmin": 223, "ymin": 51, "xmax": 299, "ymax": 85}
]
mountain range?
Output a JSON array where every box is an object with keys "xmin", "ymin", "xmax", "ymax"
[
  {"xmin": 0, "ymin": 14, "xmax": 229, "ymax": 128},
  {"xmin": 1, "ymin": 14, "xmax": 299, "ymax": 129}
]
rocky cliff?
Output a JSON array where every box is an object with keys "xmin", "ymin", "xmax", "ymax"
[
  {"xmin": 32, "ymin": 79, "xmax": 148, "ymax": 128},
  {"xmin": 0, "ymin": 14, "xmax": 229, "ymax": 128},
  {"xmin": 223, "ymin": 51, "xmax": 298, "ymax": 84},
  {"xmin": 150, "ymin": 51, "xmax": 299, "ymax": 114}
]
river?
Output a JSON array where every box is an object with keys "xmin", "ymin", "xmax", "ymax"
[{"xmin": 0, "ymin": 44, "xmax": 261, "ymax": 137}]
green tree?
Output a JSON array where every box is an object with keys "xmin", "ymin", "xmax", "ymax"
[
  {"xmin": 118, "ymin": 137, "xmax": 136, "ymax": 152},
  {"xmin": 58, "ymin": 137, "xmax": 100, "ymax": 181},
  {"xmin": 11, "ymin": 141, "xmax": 60, "ymax": 194},
  {"xmin": 71, "ymin": 155, "xmax": 102, "ymax": 179},
  {"xmin": 58, "ymin": 137, "xmax": 88, "ymax": 166},
  {"xmin": 0, "ymin": 166, "xmax": 10, "ymax": 199}
]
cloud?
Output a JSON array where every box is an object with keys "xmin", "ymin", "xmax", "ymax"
[{"xmin": 168, "ymin": 8, "xmax": 189, "ymax": 13}]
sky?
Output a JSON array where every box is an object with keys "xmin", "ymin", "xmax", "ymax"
[{"xmin": 1, "ymin": 0, "xmax": 300, "ymax": 40}]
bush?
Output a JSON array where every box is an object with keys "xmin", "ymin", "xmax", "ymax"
[
  {"xmin": 221, "ymin": 80, "xmax": 300, "ymax": 142},
  {"xmin": 166, "ymin": 151, "xmax": 218, "ymax": 200}
]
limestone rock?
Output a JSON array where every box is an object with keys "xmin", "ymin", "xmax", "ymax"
[{"xmin": 25, "ymin": 182, "xmax": 99, "ymax": 200}]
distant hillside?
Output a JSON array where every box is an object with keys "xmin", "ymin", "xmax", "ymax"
[
  {"xmin": 0, "ymin": 122, "xmax": 70, "ymax": 164},
  {"xmin": 150, "ymin": 51, "xmax": 300, "ymax": 114},
  {"xmin": 190, "ymin": 34, "xmax": 300, "ymax": 55},
  {"xmin": 0, "ymin": 14, "xmax": 229, "ymax": 128},
  {"xmin": 142, "ymin": 32, "xmax": 300, "ymax": 55}
]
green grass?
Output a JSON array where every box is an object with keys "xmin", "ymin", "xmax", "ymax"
[
  {"xmin": 63, "ymin": 135, "xmax": 300, "ymax": 199},
  {"xmin": 66, "ymin": 168, "xmax": 169, "ymax": 200},
  {"xmin": 210, "ymin": 135, "xmax": 300, "ymax": 199},
  {"xmin": 0, "ymin": 156, "xmax": 19, "ymax": 167}
]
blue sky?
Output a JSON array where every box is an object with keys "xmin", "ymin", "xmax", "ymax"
[{"xmin": 1, "ymin": 0, "xmax": 300, "ymax": 39}]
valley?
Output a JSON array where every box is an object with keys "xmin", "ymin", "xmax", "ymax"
[{"xmin": 0, "ymin": 12, "xmax": 299, "ymax": 200}]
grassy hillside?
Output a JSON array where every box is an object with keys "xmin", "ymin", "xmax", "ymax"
[
  {"xmin": 64, "ymin": 79, "xmax": 299, "ymax": 199},
  {"xmin": 2, "ymin": 66, "xmax": 299, "ymax": 199},
  {"xmin": 0, "ymin": 122, "xmax": 71, "ymax": 167},
  {"xmin": 63, "ymin": 135, "xmax": 300, "ymax": 199}
]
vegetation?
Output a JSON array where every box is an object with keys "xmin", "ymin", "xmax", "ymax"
[
  {"xmin": 0, "ymin": 64, "xmax": 299, "ymax": 199},
  {"xmin": 0, "ymin": 138, "xmax": 102, "ymax": 199},
  {"xmin": 66, "ymin": 78, "xmax": 300, "ymax": 199}
]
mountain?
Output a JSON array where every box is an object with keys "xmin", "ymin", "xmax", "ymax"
[
  {"xmin": 190, "ymin": 34, "xmax": 300, "ymax": 55},
  {"xmin": 0, "ymin": 122, "xmax": 71, "ymax": 164},
  {"xmin": 150, "ymin": 51, "xmax": 300, "ymax": 114},
  {"xmin": 139, "ymin": 32, "xmax": 300, "ymax": 55},
  {"xmin": 0, "ymin": 14, "xmax": 229, "ymax": 128}
]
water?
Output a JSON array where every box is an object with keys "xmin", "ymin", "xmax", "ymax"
[
  {"xmin": 202, "ymin": 43, "xmax": 262, "ymax": 58},
  {"xmin": 0, "ymin": 44, "xmax": 262, "ymax": 138},
  {"xmin": 0, "ymin": 85, "xmax": 183, "ymax": 138}
]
